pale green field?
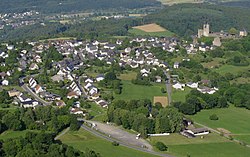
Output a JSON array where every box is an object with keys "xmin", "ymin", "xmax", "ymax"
[
  {"xmin": 114, "ymin": 80, "xmax": 167, "ymax": 101},
  {"xmin": 59, "ymin": 128, "xmax": 158, "ymax": 157},
  {"xmin": 150, "ymin": 133, "xmax": 250, "ymax": 157}
]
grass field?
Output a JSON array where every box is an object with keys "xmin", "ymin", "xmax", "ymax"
[
  {"xmin": 172, "ymin": 87, "xmax": 192, "ymax": 102},
  {"xmin": 213, "ymin": 64, "xmax": 250, "ymax": 75},
  {"xmin": 169, "ymin": 142, "xmax": 250, "ymax": 157},
  {"xmin": 202, "ymin": 58, "xmax": 225, "ymax": 69},
  {"xmin": 118, "ymin": 72, "xmax": 137, "ymax": 81},
  {"xmin": 0, "ymin": 130, "xmax": 46, "ymax": 140},
  {"xmin": 59, "ymin": 128, "xmax": 157, "ymax": 157},
  {"xmin": 114, "ymin": 80, "xmax": 167, "ymax": 101},
  {"xmin": 191, "ymin": 106, "xmax": 250, "ymax": 134},
  {"xmin": 150, "ymin": 133, "xmax": 250, "ymax": 157},
  {"xmin": 190, "ymin": 105, "xmax": 250, "ymax": 145}
]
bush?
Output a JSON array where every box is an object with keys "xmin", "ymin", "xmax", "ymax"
[
  {"xmin": 112, "ymin": 141, "xmax": 119, "ymax": 146},
  {"xmin": 155, "ymin": 142, "xmax": 168, "ymax": 151},
  {"xmin": 209, "ymin": 114, "xmax": 219, "ymax": 120},
  {"xmin": 161, "ymin": 87, "xmax": 166, "ymax": 93}
]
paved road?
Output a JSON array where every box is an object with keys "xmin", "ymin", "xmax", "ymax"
[
  {"xmin": 86, "ymin": 120, "xmax": 152, "ymax": 150},
  {"xmin": 55, "ymin": 127, "xmax": 70, "ymax": 140},
  {"xmin": 163, "ymin": 70, "xmax": 172, "ymax": 104},
  {"xmin": 21, "ymin": 84, "xmax": 52, "ymax": 106},
  {"xmin": 80, "ymin": 124, "xmax": 174, "ymax": 157},
  {"xmin": 77, "ymin": 75, "xmax": 88, "ymax": 98}
]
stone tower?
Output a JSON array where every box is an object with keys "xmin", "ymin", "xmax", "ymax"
[{"xmin": 203, "ymin": 23, "xmax": 210, "ymax": 37}]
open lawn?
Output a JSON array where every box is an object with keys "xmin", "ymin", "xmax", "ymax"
[
  {"xmin": 172, "ymin": 87, "xmax": 192, "ymax": 102},
  {"xmin": 190, "ymin": 105, "xmax": 250, "ymax": 145},
  {"xmin": 0, "ymin": 130, "xmax": 45, "ymax": 140},
  {"xmin": 59, "ymin": 128, "xmax": 157, "ymax": 157},
  {"xmin": 118, "ymin": 72, "xmax": 137, "ymax": 81},
  {"xmin": 169, "ymin": 142, "xmax": 250, "ymax": 157},
  {"xmin": 114, "ymin": 80, "xmax": 166, "ymax": 101},
  {"xmin": 191, "ymin": 106, "xmax": 250, "ymax": 134},
  {"xmin": 150, "ymin": 133, "xmax": 250, "ymax": 157},
  {"xmin": 202, "ymin": 58, "xmax": 225, "ymax": 69},
  {"xmin": 213, "ymin": 64, "xmax": 250, "ymax": 75}
]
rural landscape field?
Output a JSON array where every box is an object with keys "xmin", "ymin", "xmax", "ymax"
[{"xmin": 0, "ymin": 0, "xmax": 250, "ymax": 157}]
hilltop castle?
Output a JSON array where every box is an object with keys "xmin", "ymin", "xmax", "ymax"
[{"xmin": 198, "ymin": 23, "xmax": 210, "ymax": 38}]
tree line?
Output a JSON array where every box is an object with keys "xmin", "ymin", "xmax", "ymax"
[{"xmin": 107, "ymin": 99, "xmax": 183, "ymax": 138}]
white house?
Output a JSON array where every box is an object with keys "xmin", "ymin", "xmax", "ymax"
[
  {"xmin": 186, "ymin": 82, "xmax": 198, "ymax": 89},
  {"xmin": 173, "ymin": 82, "xmax": 185, "ymax": 90},
  {"xmin": 173, "ymin": 62, "xmax": 180, "ymax": 69},
  {"xmin": 1, "ymin": 80, "xmax": 9, "ymax": 86},
  {"xmin": 96, "ymin": 75, "xmax": 105, "ymax": 82}
]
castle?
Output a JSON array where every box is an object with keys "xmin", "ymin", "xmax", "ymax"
[
  {"xmin": 198, "ymin": 23, "xmax": 210, "ymax": 38},
  {"xmin": 197, "ymin": 23, "xmax": 248, "ymax": 39}
]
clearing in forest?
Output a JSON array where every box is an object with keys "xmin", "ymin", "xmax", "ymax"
[{"xmin": 133, "ymin": 23, "xmax": 167, "ymax": 32}]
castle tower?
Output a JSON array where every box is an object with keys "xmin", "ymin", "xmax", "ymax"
[{"xmin": 203, "ymin": 23, "xmax": 210, "ymax": 37}]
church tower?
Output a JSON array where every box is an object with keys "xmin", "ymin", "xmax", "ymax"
[{"xmin": 203, "ymin": 23, "xmax": 210, "ymax": 37}]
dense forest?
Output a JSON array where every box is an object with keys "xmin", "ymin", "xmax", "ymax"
[
  {"xmin": 0, "ymin": 0, "xmax": 161, "ymax": 13},
  {"xmin": 1, "ymin": 3, "xmax": 250, "ymax": 41},
  {"xmin": 145, "ymin": 3, "xmax": 250, "ymax": 37}
]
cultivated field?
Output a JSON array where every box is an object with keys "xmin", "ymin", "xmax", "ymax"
[
  {"xmin": 59, "ymin": 128, "xmax": 158, "ymax": 157},
  {"xmin": 129, "ymin": 23, "xmax": 174, "ymax": 37},
  {"xmin": 153, "ymin": 96, "xmax": 168, "ymax": 107},
  {"xmin": 133, "ymin": 23, "xmax": 167, "ymax": 33}
]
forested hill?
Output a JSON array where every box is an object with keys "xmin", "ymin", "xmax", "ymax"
[
  {"xmin": 0, "ymin": 0, "xmax": 161, "ymax": 13},
  {"xmin": 144, "ymin": 3, "xmax": 250, "ymax": 37}
]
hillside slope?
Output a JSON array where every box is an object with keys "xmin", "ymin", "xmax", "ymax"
[{"xmin": 0, "ymin": 0, "xmax": 161, "ymax": 13}]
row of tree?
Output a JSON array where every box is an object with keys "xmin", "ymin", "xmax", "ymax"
[
  {"xmin": 0, "ymin": 132, "xmax": 100, "ymax": 157},
  {"xmin": 0, "ymin": 106, "xmax": 79, "ymax": 133},
  {"xmin": 107, "ymin": 99, "xmax": 183, "ymax": 138}
]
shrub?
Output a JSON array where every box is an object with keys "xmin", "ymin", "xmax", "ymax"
[
  {"xmin": 155, "ymin": 142, "xmax": 168, "ymax": 151},
  {"xmin": 209, "ymin": 114, "xmax": 219, "ymax": 120},
  {"xmin": 112, "ymin": 141, "xmax": 119, "ymax": 146}
]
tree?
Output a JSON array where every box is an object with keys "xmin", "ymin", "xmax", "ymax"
[
  {"xmin": 155, "ymin": 142, "xmax": 168, "ymax": 151},
  {"xmin": 229, "ymin": 27, "xmax": 238, "ymax": 35},
  {"xmin": 105, "ymin": 72, "xmax": 117, "ymax": 80},
  {"xmin": 112, "ymin": 141, "xmax": 119, "ymax": 146},
  {"xmin": 209, "ymin": 114, "xmax": 219, "ymax": 120},
  {"xmin": 69, "ymin": 115, "xmax": 80, "ymax": 131},
  {"xmin": 2, "ymin": 112, "xmax": 23, "ymax": 131}
]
